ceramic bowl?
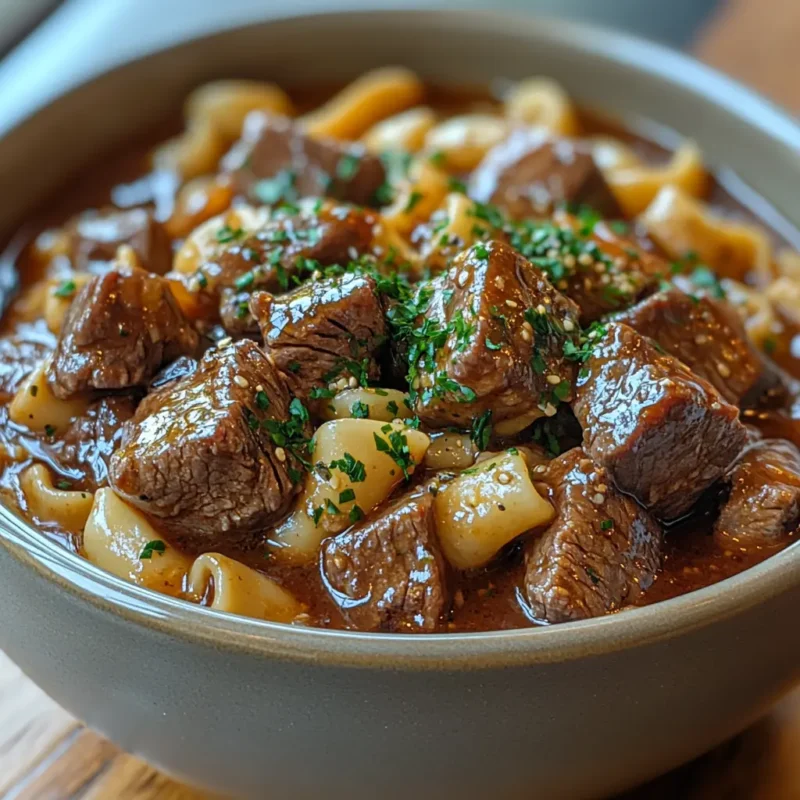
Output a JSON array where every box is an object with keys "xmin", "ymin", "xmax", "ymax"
[{"xmin": 1, "ymin": 10, "xmax": 799, "ymax": 800}]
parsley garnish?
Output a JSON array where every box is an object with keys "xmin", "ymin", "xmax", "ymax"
[
  {"xmin": 254, "ymin": 169, "xmax": 297, "ymax": 205},
  {"xmin": 349, "ymin": 505, "xmax": 364, "ymax": 523},
  {"xmin": 386, "ymin": 400, "xmax": 399, "ymax": 417},
  {"xmin": 140, "ymin": 540, "xmax": 166, "ymax": 559},
  {"xmin": 351, "ymin": 400, "xmax": 370, "ymax": 419},
  {"xmin": 215, "ymin": 225, "xmax": 244, "ymax": 243},
  {"xmin": 404, "ymin": 191, "xmax": 424, "ymax": 213},
  {"xmin": 53, "ymin": 280, "xmax": 76, "ymax": 298},
  {"xmin": 470, "ymin": 410, "xmax": 492, "ymax": 451},
  {"xmin": 339, "ymin": 488, "xmax": 356, "ymax": 504},
  {"xmin": 600, "ymin": 519, "xmax": 614, "ymax": 531},
  {"xmin": 586, "ymin": 566, "xmax": 600, "ymax": 585},
  {"xmin": 255, "ymin": 390, "xmax": 270, "ymax": 410},
  {"xmin": 336, "ymin": 153, "xmax": 361, "ymax": 181},
  {"xmin": 329, "ymin": 452, "xmax": 366, "ymax": 483},
  {"xmin": 373, "ymin": 428, "xmax": 415, "ymax": 478}
]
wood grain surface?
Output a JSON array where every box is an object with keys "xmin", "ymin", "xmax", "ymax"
[{"xmin": 2, "ymin": 1, "xmax": 800, "ymax": 797}]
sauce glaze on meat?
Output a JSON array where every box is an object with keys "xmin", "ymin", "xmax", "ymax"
[{"xmin": 1, "ymin": 72, "xmax": 799, "ymax": 633}]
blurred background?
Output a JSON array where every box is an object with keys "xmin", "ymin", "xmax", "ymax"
[{"xmin": 0, "ymin": 0, "xmax": 796, "ymax": 137}]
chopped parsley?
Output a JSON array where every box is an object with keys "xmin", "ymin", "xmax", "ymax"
[
  {"xmin": 428, "ymin": 150, "xmax": 446, "ymax": 166},
  {"xmin": 55, "ymin": 479, "xmax": 72, "ymax": 490},
  {"xmin": 339, "ymin": 488, "xmax": 356, "ymax": 504},
  {"xmin": 470, "ymin": 410, "xmax": 492, "ymax": 451},
  {"xmin": 351, "ymin": 400, "xmax": 370, "ymax": 419},
  {"xmin": 43, "ymin": 424, "xmax": 56, "ymax": 438},
  {"xmin": 349, "ymin": 505, "xmax": 364, "ymax": 523},
  {"xmin": 690, "ymin": 265, "xmax": 726, "ymax": 299},
  {"xmin": 485, "ymin": 337, "xmax": 502, "ymax": 351},
  {"xmin": 215, "ymin": 225, "xmax": 244, "ymax": 243},
  {"xmin": 385, "ymin": 400, "xmax": 399, "ymax": 417},
  {"xmin": 255, "ymin": 390, "xmax": 270, "ymax": 410},
  {"xmin": 600, "ymin": 519, "xmax": 614, "ymax": 531},
  {"xmin": 53, "ymin": 280, "xmax": 76, "ymax": 298},
  {"xmin": 373, "ymin": 427, "xmax": 415, "ymax": 478},
  {"xmin": 325, "ymin": 498, "xmax": 340, "ymax": 515},
  {"xmin": 404, "ymin": 191, "xmax": 424, "ymax": 213},
  {"xmin": 447, "ymin": 177, "xmax": 467, "ymax": 194},
  {"xmin": 140, "ymin": 540, "xmax": 166, "ymax": 559},
  {"xmin": 586, "ymin": 566, "xmax": 600, "ymax": 585},
  {"xmin": 336, "ymin": 153, "xmax": 361, "ymax": 181},
  {"xmin": 309, "ymin": 386, "xmax": 335, "ymax": 400},
  {"xmin": 329, "ymin": 452, "xmax": 367, "ymax": 483},
  {"xmin": 253, "ymin": 169, "xmax": 297, "ymax": 205}
]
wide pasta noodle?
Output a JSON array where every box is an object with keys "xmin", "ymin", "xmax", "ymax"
[
  {"xmin": 640, "ymin": 185, "xmax": 774, "ymax": 283},
  {"xmin": 602, "ymin": 141, "xmax": 708, "ymax": 218},
  {"xmin": 83, "ymin": 488, "xmax": 191, "ymax": 597},
  {"xmin": 153, "ymin": 117, "xmax": 228, "ymax": 181},
  {"xmin": 186, "ymin": 553, "xmax": 303, "ymax": 623},
  {"xmin": 362, "ymin": 106, "xmax": 437, "ymax": 153},
  {"xmin": 301, "ymin": 67, "xmax": 425, "ymax": 140},
  {"xmin": 504, "ymin": 77, "xmax": 580, "ymax": 136},
  {"xmin": 270, "ymin": 419, "xmax": 430, "ymax": 561},
  {"xmin": 44, "ymin": 273, "xmax": 91, "ymax": 334},
  {"xmin": 381, "ymin": 159, "xmax": 450, "ymax": 237},
  {"xmin": 184, "ymin": 80, "xmax": 295, "ymax": 140},
  {"xmin": 720, "ymin": 278, "xmax": 781, "ymax": 348},
  {"xmin": 423, "ymin": 431, "xmax": 477, "ymax": 471},
  {"xmin": 165, "ymin": 176, "xmax": 235, "ymax": 239},
  {"xmin": 433, "ymin": 451, "xmax": 554, "ymax": 569},
  {"xmin": 423, "ymin": 114, "xmax": 509, "ymax": 172},
  {"xmin": 8, "ymin": 358, "xmax": 89, "ymax": 433},
  {"xmin": 321, "ymin": 388, "xmax": 412, "ymax": 422},
  {"xmin": 20, "ymin": 464, "xmax": 94, "ymax": 534}
]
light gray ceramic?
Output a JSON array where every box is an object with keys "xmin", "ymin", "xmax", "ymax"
[{"xmin": 1, "ymin": 10, "xmax": 799, "ymax": 800}]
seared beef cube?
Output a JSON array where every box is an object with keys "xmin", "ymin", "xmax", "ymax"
[
  {"xmin": 58, "ymin": 396, "xmax": 137, "ymax": 489},
  {"xmin": 149, "ymin": 355, "xmax": 198, "ymax": 391},
  {"xmin": 470, "ymin": 130, "xmax": 621, "ymax": 220},
  {"xmin": 524, "ymin": 448, "xmax": 662, "ymax": 624},
  {"xmin": 574, "ymin": 322, "xmax": 747, "ymax": 519},
  {"xmin": 402, "ymin": 240, "xmax": 581, "ymax": 428},
  {"xmin": 250, "ymin": 272, "xmax": 386, "ymax": 407},
  {"xmin": 223, "ymin": 112, "xmax": 386, "ymax": 207},
  {"xmin": 715, "ymin": 437, "xmax": 800, "ymax": 546},
  {"xmin": 507, "ymin": 211, "xmax": 667, "ymax": 323},
  {"xmin": 615, "ymin": 287, "xmax": 769, "ymax": 406},
  {"xmin": 212, "ymin": 202, "xmax": 376, "ymax": 335},
  {"xmin": 321, "ymin": 486, "xmax": 447, "ymax": 632},
  {"xmin": 47, "ymin": 269, "xmax": 199, "ymax": 399},
  {"xmin": 110, "ymin": 340, "xmax": 307, "ymax": 552},
  {"xmin": 66, "ymin": 208, "xmax": 172, "ymax": 275}
]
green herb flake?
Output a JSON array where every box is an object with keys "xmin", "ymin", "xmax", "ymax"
[
  {"xmin": 336, "ymin": 153, "xmax": 361, "ymax": 182},
  {"xmin": 329, "ymin": 452, "xmax": 367, "ymax": 483},
  {"xmin": 349, "ymin": 504, "xmax": 364, "ymax": 523},
  {"xmin": 255, "ymin": 390, "xmax": 270, "ymax": 410},
  {"xmin": 600, "ymin": 519, "xmax": 614, "ymax": 531},
  {"xmin": 215, "ymin": 225, "xmax": 244, "ymax": 244},
  {"xmin": 140, "ymin": 539, "xmax": 166, "ymax": 560},
  {"xmin": 339, "ymin": 488, "xmax": 356, "ymax": 504},
  {"xmin": 351, "ymin": 400, "xmax": 370, "ymax": 419},
  {"xmin": 404, "ymin": 190, "xmax": 424, "ymax": 214},
  {"xmin": 53, "ymin": 280, "xmax": 77, "ymax": 298},
  {"xmin": 470, "ymin": 410, "xmax": 493, "ymax": 451},
  {"xmin": 586, "ymin": 566, "xmax": 600, "ymax": 585},
  {"xmin": 311, "ymin": 506, "xmax": 324, "ymax": 526},
  {"xmin": 55, "ymin": 479, "xmax": 72, "ymax": 490}
]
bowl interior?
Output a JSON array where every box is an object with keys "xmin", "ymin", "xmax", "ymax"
[{"xmin": 1, "ymin": 9, "xmax": 800, "ymax": 665}]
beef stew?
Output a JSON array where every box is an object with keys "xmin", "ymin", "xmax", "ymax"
[{"xmin": 2, "ymin": 70, "xmax": 799, "ymax": 633}]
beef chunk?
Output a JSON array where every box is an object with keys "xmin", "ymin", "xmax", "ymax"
[
  {"xmin": 48, "ymin": 269, "xmax": 199, "ymax": 399},
  {"xmin": 615, "ymin": 287, "xmax": 771, "ymax": 406},
  {"xmin": 223, "ymin": 112, "xmax": 386, "ymax": 207},
  {"xmin": 110, "ymin": 339, "xmax": 307, "ymax": 551},
  {"xmin": 524, "ymin": 448, "xmax": 662, "ymax": 624},
  {"xmin": 321, "ymin": 486, "xmax": 447, "ymax": 632},
  {"xmin": 470, "ymin": 130, "xmax": 621, "ymax": 220},
  {"xmin": 401, "ymin": 240, "xmax": 581, "ymax": 428},
  {"xmin": 506, "ymin": 211, "xmax": 667, "ymax": 323},
  {"xmin": 209, "ymin": 201, "xmax": 376, "ymax": 336},
  {"xmin": 715, "ymin": 436, "xmax": 800, "ymax": 546},
  {"xmin": 58, "ymin": 396, "xmax": 137, "ymax": 489},
  {"xmin": 574, "ymin": 322, "xmax": 747, "ymax": 519},
  {"xmin": 66, "ymin": 208, "xmax": 172, "ymax": 275},
  {"xmin": 250, "ymin": 272, "xmax": 386, "ymax": 408}
]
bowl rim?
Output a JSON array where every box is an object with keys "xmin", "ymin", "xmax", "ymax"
[{"xmin": 2, "ymin": 7, "xmax": 800, "ymax": 670}]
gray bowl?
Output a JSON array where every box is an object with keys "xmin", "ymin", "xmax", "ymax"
[{"xmin": 1, "ymin": 10, "xmax": 799, "ymax": 800}]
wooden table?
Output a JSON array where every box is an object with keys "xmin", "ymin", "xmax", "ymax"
[{"xmin": 2, "ymin": 0, "xmax": 800, "ymax": 797}]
